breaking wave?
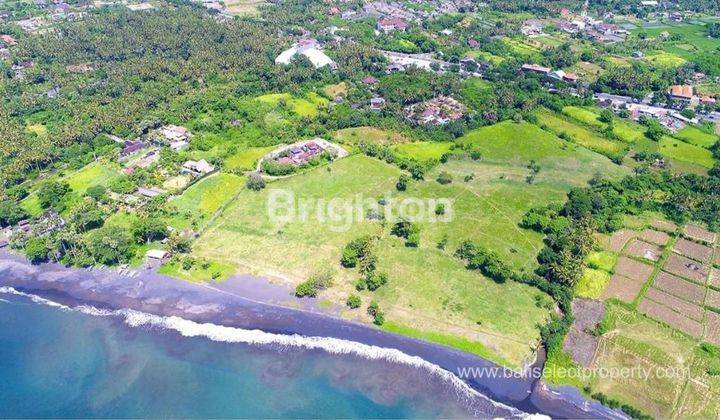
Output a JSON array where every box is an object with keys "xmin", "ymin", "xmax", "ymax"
[{"xmin": 0, "ymin": 286, "xmax": 531, "ymax": 417}]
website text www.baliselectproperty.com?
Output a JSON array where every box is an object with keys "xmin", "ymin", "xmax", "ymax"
[
  {"xmin": 266, "ymin": 189, "xmax": 454, "ymax": 232},
  {"xmin": 456, "ymin": 365, "xmax": 691, "ymax": 381}
]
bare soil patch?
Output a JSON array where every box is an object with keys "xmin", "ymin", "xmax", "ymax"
[
  {"xmin": 615, "ymin": 256, "xmax": 654, "ymax": 282},
  {"xmin": 601, "ymin": 273, "xmax": 645, "ymax": 302},
  {"xmin": 644, "ymin": 288, "xmax": 705, "ymax": 322},
  {"xmin": 683, "ymin": 224, "xmax": 717, "ymax": 244},
  {"xmin": 705, "ymin": 289, "xmax": 720, "ymax": 309},
  {"xmin": 608, "ymin": 229, "xmax": 637, "ymax": 252},
  {"xmin": 563, "ymin": 298, "xmax": 604, "ymax": 367},
  {"xmin": 673, "ymin": 238, "xmax": 714, "ymax": 263},
  {"xmin": 650, "ymin": 219, "xmax": 677, "ymax": 233},
  {"xmin": 625, "ymin": 239, "xmax": 662, "ymax": 262},
  {"xmin": 711, "ymin": 268, "xmax": 720, "ymax": 288},
  {"xmin": 639, "ymin": 228, "xmax": 670, "ymax": 246},
  {"xmin": 663, "ymin": 253, "xmax": 709, "ymax": 283},
  {"xmin": 706, "ymin": 311, "xmax": 720, "ymax": 345},
  {"xmin": 653, "ymin": 271, "xmax": 706, "ymax": 304},
  {"xmin": 638, "ymin": 299, "xmax": 704, "ymax": 338}
]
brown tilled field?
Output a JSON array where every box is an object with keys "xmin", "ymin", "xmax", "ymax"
[
  {"xmin": 615, "ymin": 256, "xmax": 654, "ymax": 282},
  {"xmin": 639, "ymin": 228, "xmax": 671, "ymax": 245},
  {"xmin": 625, "ymin": 239, "xmax": 662, "ymax": 262},
  {"xmin": 706, "ymin": 312, "xmax": 720, "ymax": 345},
  {"xmin": 664, "ymin": 254, "xmax": 709, "ymax": 283},
  {"xmin": 644, "ymin": 288, "xmax": 706, "ymax": 322},
  {"xmin": 638, "ymin": 299, "xmax": 704, "ymax": 337},
  {"xmin": 673, "ymin": 238, "xmax": 714, "ymax": 263},
  {"xmin": 608, "ymin": 229, "xmax": 637, "ymax": 252},
  {"xmin": 706, "ymin": 289, "xmax": 720, "ymax": 309},
  {"xmin": 683, "ymin": 224, "xmax": 717, "ymax": 244},
  {"xmin": 653, "ymin": 271, "xmax": 706, "ymax": 304},
  {"xmin": 601, "ymin": 273, "xmax": 645, "ymax": 302},
  {"xmin": 651, "ymin": 219, "xmax": 677, "ymax": 232},
  {"xmin": 711, "ymin": 268, "xmax": 720, "ymax": 287},
  {"xmin": 563, "ymin": 299, "xmax": 604, "ymax": 367}
]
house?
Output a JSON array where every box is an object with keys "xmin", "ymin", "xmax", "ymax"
[
  {"xmin": 467, "ymin": 38, "xmax": 480, "ymax": 48},
  {"xmin": 146, "ymin": 249, "xmax": 169, "ymax": 260},
  {"xmin": 700, "ymin": 96, "xmax": 716, "ymax": 105},
  {"xmin": 0, "ymin": 34, "xmax": 16, "ymax": 46},
  {"xmin": 563, "ymin": 72, "xmax": 578, "ymax": 83},
  {"xmin": 159, "ymin": 125, "xmax": 191, "ymax": 142},
  {"xmin": 275, "ymin": 39, "xmax": 336, "ymax": 70},
  {"xmin": 120, "ymin": 140, "xmax": 145, "ymax": 156},
  {"xmin": 521, "ymin": 63, "xmax": 551, "ymax": 74},
  {"xmin": 0, "ymin": 48, "xmax": 9, "ymax": 60},
  {"xmin": 137, "ymin": 187, "xmax": 163, "ymax": 198},
  {"xmin": 640, "ymin": 0, "xmax": 658, "ymax": 6},
  {"xmin": 182, "ymin": 159, "xmax": 215, "ymax": 176},
  {"xmin": 632, "ymin": 51, "xmax": 644, "ymax": 58},
  {"xmin": 521, "ymin": 19, "xmax": 544, "ymax": 36},
  {"xmin": 362, "ymin": 76, "xmax": 378, "ymax": 85},
  {"xmin": 376, "ymin": 18, "xmax": 408, "ymax": 33},
  {"xmin": 386, "ymin": 63, "xmax": 405, "ymax": 73},
  {"xmin": 405, "ymin": 96, "xmax": 466, "ymax": 125},
  {"xmin": 370, "ymin": 96, "xmax": 385, "ymax": 111},
  {"xmin": 34, "ymin": 209, "xmax": 66, "ymax": 236},
  {"xmin": 170, "ymin": 140, "xmax": 189, "ymax": 151},
  {"xmin": 668, "ymin": 85, "xmax": 693, "ymax": 101}
]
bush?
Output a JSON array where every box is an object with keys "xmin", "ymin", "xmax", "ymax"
[
  {"xmin": 246, "ymin": 172, "xmax": 266, "ymax": 191},
  {"xmin": 295, "ymin": 268, "xmax": 334, "ymax": 298},
  {"xmin": 436, "ymin": 171, "xmax": 453, "ymax": 185},
  {"xmin": 25, "ymin": 237, "xmax": 49, "ymax": 263},
  {"xmin": 346, "ymin": 294, "xmax": 361, "ymax": 309},
  {"xmin": 435, "ymin": 203, "xmax": 445, "ymax": 215},
  {"xmin": 341, "ymin": 236, "xmax": 373, "ymax": 268},
  {"xmin": 295, "ymin": 280, "xmax": 318, "ymax": 297},
  {"xmin": 391, "ymin": 219, "xmax": 420, "ymax": 247},
  {"xmin": 364, "ymin": 271, "xmax": 388, "ymax": 291},
  {"xmin": 367, "ymin": 301, "xmax": 385, "ymax": 325},
  {"xmin": 396, "ymin": 174, "xmax": 409, "ymax": 191}
]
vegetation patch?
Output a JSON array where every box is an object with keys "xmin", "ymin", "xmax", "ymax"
[{"xmin": 659, "ymin": 136, "xmax": 716, "ymax": 169}]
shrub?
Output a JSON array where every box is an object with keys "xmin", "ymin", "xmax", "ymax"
[
  {"xmin": 346, "ymin": 294, "xmax": 361, "ymax": 309},
  {"xmin": 436, "ymin": 171, "xmax": 453, "ymax": 185},
  {"xmin": 396, "ymin": 174, "xmax": 409, "ymax": 191},
  {"xmin": 367, "ymin": 301, "xmax": 385, "ymax": 325},
  {"xmin": 341, "ymin": 236, "xmax": 373, "ymax": 268},
  {"xmin": 364, "ymin": 271, "xmax": 388, "ymax": 291},
  {"xmin": 435, "ymin": 203, "xmax": 445, "ymax": 215},
  {"xmin": 246, "ymin": 172, "xmax": 266, "ymax": 191}
]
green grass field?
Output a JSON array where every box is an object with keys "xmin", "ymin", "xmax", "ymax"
[
  {"xmin": 334, "ymin": 126, "xmax": 409, "ymax": 145},
  {"xmin": 535, "ymin": 109, "xmax": 628, "ymax": 158},
  {"xmin": 586, "ymin": 250, "xmax": 618, "ymax": 272},
  {"xmin": 643, "ymin": 51, "xmax": 687, "ymax": 68},
  {"xmin": 256, "ymin": 92, "xmax": 328, "ymax": 117},
  {"xmin": 659, "ymin": 136, "xmax": 716, "ymax": 168},
  {"xmin": 167, "ymin": 172, "xmax": 245, "ymax": 230},
  {"xmin": 675, "ymin": 126, "xmax": 718, "ymax": 148},
  {"xmin": 224, "ymin": 146, "xmax": 275, "ymax": 171},
  {"xmin": 562, "ymin": 106, "xmax": 646, "ymax": 144},
  {"xmin": 575, "ymin": 268, "xmax": 610, "ymax": 298},
  {"xmin": 633, "ymin": 23, "xmax": 720, "ymax": 62},
  {"xmin": 391, "ymin": 142, "xmax": 452, "ymax": 161}
]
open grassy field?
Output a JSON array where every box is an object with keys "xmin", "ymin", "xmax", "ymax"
[
  {"xmin": 255, "ymin": 92, "xmax": 328, "ymax": 117},
  {"xmin": 223, "ymin": 0, "xmax": 265, "ymax": 15},
  {"xmin": 643, "ymin": 51, "xmax": 687, "ymax": 68},
  {"xmin": 535, "ymin": 108, "xmax": 628, "ymax": 158},
  {"xmin": 675, "ymin": 126, "xmax": 718, "ymax": 148},
  {"xmin": 167, "ymin": 172, "xmax": 245, "ymax": 230},
  {"xmin": 323, "ymin": 82, "xmax": 348, "ymax": 98},
  {"xmin": 562, "ymin": 106, "xmax": 647, "ymax": 143},
  {"xmin": 633, "ymin": 23, "xmax": 719, "ymax": 61},
  {"xmin": 632, "ymin": 137, "xmax": 710, "ymax": 175},
  {"xmin": 334, "ymin": 126, "xmax": 409, "ymax": 145},
  {"xmin": 391, "ymin": 141, "xmax": 452, "ymax": 161},
  {"xmin": 224, "ymin": 146, "xmax": 276, "ymax": 171},
  {"xmin": 659, "ymin": 136, "xmax": 716, "ymax": 168}
]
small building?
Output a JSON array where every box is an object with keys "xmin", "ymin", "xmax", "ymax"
[
  {"xmin": 376, "ymin": 18, "xmax": 408, "ymax": 33},
  {"xmin": 467, "ymin": 38, "xmax": 480, "ymax": 48},
  {"xmin": 361, "ymin": 76, "xmax": 378, "ymax": 85},
  {"xmin": 181, "ymin": 159, "xmax": 215, "ymax": 176},
  {"xmin": 275, "ymin": 40, "xmax": 336, "ymax": 70},
  {"xmin": 370, "ymin": 96, "xmax": 385, "ymax": 112},
  {"xmin": 521, "ymin": 63, "xmax": 551, "ymax": 74},
  {"xmin": 700, "ymin": 96, "xmax": 716, "ymax": 105},
  {"xmin": 668, "ymin": 85, "xmax": 693, "ymax": 101},
  {"xmin": 0, "ymin": 34, "xmax": 16, "ymax": 46},
  {"xmin": 159, "ymin": 125, "xmax": 191, "ymax": 142},
  {"xmin": 120, "ymin": 140, "xmax": 145, "ymax": 156},
  {"xmin": 170, "ymin": 140, "xmax": 189, "ymax": 151}
]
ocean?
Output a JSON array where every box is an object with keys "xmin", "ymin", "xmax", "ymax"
[{"xmin": 0, "ymin": 292, "xmax": 482, "ymax": 418}]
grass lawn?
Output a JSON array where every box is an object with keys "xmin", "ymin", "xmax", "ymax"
[
  {"xmin": 391, "ymin": 142, "xmax": 452, "ymax": 161},
  {"xmin": 158, "ymin": 259, "xmax": 235, "ymax": 282},
  {"xmin": 575, "ymin": 268, "xmax": 610, "ymax": 298},
  {"xmin": 224, "ymin": 146, "xmax": 276, "ymax": 171},
  {"xmin": 256, "ymin": 92, "xmax": 328, "ymax": 117},
  {"xmin": 535, "ymin": 108, "xmax": 628, "ymax": 158},
  {"xmin": 675, "ymin": 126, "xmax": 718, "ymax": 148},
  {"xmin": 167, "ymin": 172, "xmax": 245, "ymax": 229},
  {"xmin": 633, "ymin": 23, "xmax": 719, "ymax": 61},
  {"xmin": 20, "ymin": 194, "xmax": 43, "ymax": 217},
  {"xmin": 563, "ymin": 106, "xmax": 604, "ymax": 128},
  {"xmin": 631, "ymin": 137, "xmax": 710, "ymax": 175},
  {"xmin": 659, "ymin": 136, "xmax": 716, "ymax": 168},
  {"xmin": 643, "ymin": 51, "xmax": 687, "ymax": 68},
  {"xmin": 562, "ymin": 106, "xmax": 646, "ymax": 143},
  {"xmin": 334, "ymin": 126, "xmax": 409, "ymax": 145},
  {"xmin": 223, "ymin": 0, "xmax": 265, "ymax": 15}
]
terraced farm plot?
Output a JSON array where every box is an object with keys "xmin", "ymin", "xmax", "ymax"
[
  {"xmin": 634, "ymin": 23, "xmax": 720, "ymax": 61},
  {"xmin": 675, "ymin": 126, "xmax": 718, "ymax": 148},
  {"xmin": 639, "ymin": 228, "xmax": 670, "ymax": 245},
  {"xmin": 673, "ymin": 238, "xmax": 714, "ymax": 263},
  {"xmin": 651, "ymin": 219, "xmax": 677, "ymax": 233},
  {"xmin": 256, "ymin": 92, "xmax": 328, "ymax": 117},
  {"xmin": 390, "ymin": 142, "xmax": 452, "ymax": 161},
  {"xmin": 535, "ymin": 108, "xmax": 627, "ymax": 159},
  {"xmin": 625, "ymin": 239, "xmax": 662, "ymax": 262},
  {"xmin": 334, "ymin": 126, "xmax": 408, "ymax": 145},
  {"xmin": 663, "ymin": 253, "xmax": 708, "ymax": 284},
  {"xmin": 643, "ymin": 51, "xmax": 686, "ymax": 68},
  {"xmin": 562, "ymin": 106, "xmax": 604, "ymax": 128},
  {"xmin": 706, "ymin": 289, "xmax": 720, "ymax": 309},
  {"xmin": 638, "ymin": 299, "xmax": 704, "ymax": 338},
  {"xmin": 652, "ymin": 271, "xmax": 705, "ymax": 304},
  {"xmin": 224, "ymin": 146, "xmax": 276, "ymax": 171},
  {"xmin": 644, "ymin": 288, "xmax": 705, "ymax": 322},
  {"xmin": 615, "ymin": 256, "xmax": 654, "ymax": 282},
  {"xmin": 575, "ymin": 268, "xmax": 610, "ymax": 298},
  {"xmin": 585, "ymin": 250, "xmax": 618, "ymax": 272},
  {"xmin": 683, "ymin": 224, "xmax": 717, "ymax": 244},
  {"xmin": 601, "ymin": 273, "xmax": 645, "ymax": 302},
  {"xmin": 607, "ymin": 229, "xmax": 637, "ymax": 252},
  {"xmin": 167, "ymin": 173, "xmax": 245, "ymax": 229},
  {"xmin": 659, "ymin": 136, "xmax": 716, "ymax": 169}
]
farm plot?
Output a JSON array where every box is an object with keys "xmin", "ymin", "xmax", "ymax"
[
  {"xmin": 638, "ymin": 299, "xmax": 704, "ymax": 338},
  {"xmin": 644, "ymin": 288, "xmax": 706, "ymax": 322},
  {"xmin": 615, "ymin": 256, "xmax": 654, "ymax": 282},
  {"xmin": 625, "ymin": 239, "xmax": 662, "ymax": 262},
  {"xmin": 608, "ymin": 229, "xmax": 637, "ymax": 252},
  {"xmin": 664, "ymin": 253, "xmax": 709, "ymax": 283},
  {"xmin": 575, "ymin": 268, "xmax": 610, "ymax": 298},
  {"xmin": 711, "ymin": 268, "xmax": 720, "ymax": 287},
  {"xmin": 706, "ymin": 289, "xmax": 720, "ymax": 309},
  {"xmin": 706, "ymin": 312, "xmax": 720, "ymax": 346},
  {"xmin": 658, "ymin": 136, "xmax": 716, "ymax": 169},
  {"xmin": 675, "ymin": 126, "xmax": 718, "ymax": 148},
  {"xmin": 652, "ymin": 271, "xmax": 706, "ymax": 304},
  {"xmin": 673, "ymin": 238, "xmax": 714, "ymax": 263},
  {"xmin": 639, "ymin": 228, "xmax": 670, "ymax": 245},
  {"xmin": 651, "ymin": 219, "xmax": 677, "ymax": 233},
  {"xmin": 535, "ymin": 109, "xmax": 628, "ymax": 159},
  {"xmin": 683, "ymin": 224, "xmax": 717, "ymax": 244},
  {"xmin": 601, "ymin": 273, "xmax": 645, "ymax": 302},
  {"xmin": 334, "ymin": 126, "xmax": 408, "ymax": 146},
  {"xmin": 563, "ymin": 299, "xmax": 604, "ymax": 367}
]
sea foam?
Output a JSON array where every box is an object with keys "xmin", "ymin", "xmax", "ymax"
[{"xmin": 0, "ymin": 286, "xmax": 534, "ymax": 418}]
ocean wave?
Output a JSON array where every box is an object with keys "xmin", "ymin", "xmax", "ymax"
[{"xmin": 0, "ymin": 286, "xmax": 537, "ymax": 418}]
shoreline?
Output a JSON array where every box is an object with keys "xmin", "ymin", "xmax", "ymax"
[{"xmin": 0, "ymin": 249, "xmax": 624, "ymax": 419}]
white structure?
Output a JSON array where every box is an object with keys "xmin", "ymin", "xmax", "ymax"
[
  {"xmin": 275, "ymin": 39, "xmax": 336, "ymax": 70},
  {"xmin": 159, "ymin": 125, "xmax": 191, "ymax": 142},
  {"xmin": 181, "ymin": 159, "xmax": 215, "ymax": 175}
]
